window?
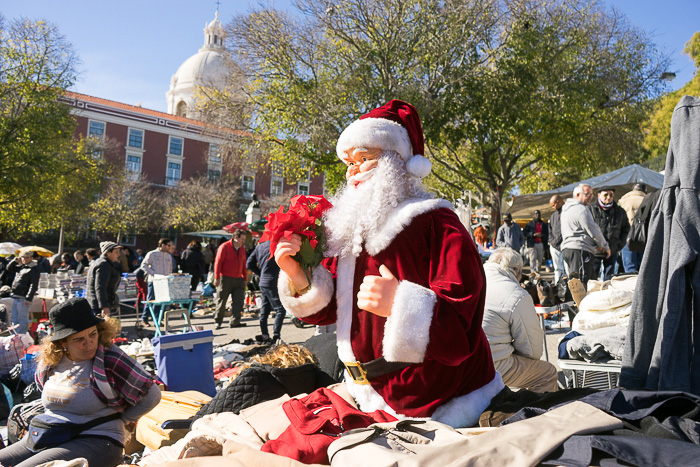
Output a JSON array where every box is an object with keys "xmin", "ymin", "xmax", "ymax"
[
  {"xmin": 166, "ymin": 162, "xmax": 181, "ymax": 186},
  {"xmin": 298, "ymin": 168, "xmax": 311, "ymax": 196},
  {"xmin": 128, "ymin": 128, "xmax": 144, "ymax": 148},
  {"xmin": 126, "ymin": 154, "xmax": 142, "ymax": 179},
  {"xmin": 209, "ymin": 144, "xmax": 221, "ymax": 164},
  {"xmin": 88, "ymin": 120, "xmax": 105, "ymax": 140},
  {"xmin": 271, "ymin": 177, "xmax": 283, "ymax": 197},
  {"xmin": 121, "ymin": 232, "xmax": 137, "ymax": 246},
  {"xmin": 208, "ymin": 169, "xmax": 221, "ymax": 183},
  {"xmin": 242, "ymin": 174, "xmax": 255, "ymax": 198},
  {"xmin": 168, "ymin": 136, "xmax": 183, "ymax": 156}
]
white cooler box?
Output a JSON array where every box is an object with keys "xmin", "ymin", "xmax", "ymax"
[{"xmin": 153, "ymin": 274, "xmax": 192, "ymax": 302}]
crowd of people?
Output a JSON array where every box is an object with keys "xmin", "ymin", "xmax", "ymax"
[
  {"xmin": 490, "ymin": 182, "xmax": 648, "ymax": 287},
  {"xmin": 0, "ymin": 95, "xmax": 679, "ymax": 466}
]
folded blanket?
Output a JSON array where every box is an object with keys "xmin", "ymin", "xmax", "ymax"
[{"xmin": 566, "ymin": 326, "xmax": 626, "ymax": 362}]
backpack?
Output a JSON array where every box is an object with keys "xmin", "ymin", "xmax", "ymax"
[{"xmin": 627, "ymin": 190, "xmax": 661, "ymax": 253}]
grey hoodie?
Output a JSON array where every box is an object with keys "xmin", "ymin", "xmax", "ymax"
[{"xmin": 560, "ymin": 198, "xmax": 608, "ymax": 253}]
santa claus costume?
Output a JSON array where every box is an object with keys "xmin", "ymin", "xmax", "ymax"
[{"xmin": 279, "ymin": 100, "xmax": 504, "ymax": 428}]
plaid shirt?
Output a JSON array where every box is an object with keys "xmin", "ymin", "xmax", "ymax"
[{"xmin": 36, "ymin": 344, "xmax": 153, "ymax": 410}]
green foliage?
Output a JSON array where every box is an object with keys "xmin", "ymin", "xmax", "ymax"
[
  {"xmin": 92, "ymin": 174, "xmax": 165, "ymax": 243},
  {"xmin": 222, "ymin": 0, "xmax": 668, "ymax": 218},
  {"xmin": 0, "ymin": 17, "xmax": 98, "ymax": 239},
  {"xmin": 643, "ymin": 32, "xmax": 700, "ymax": 160}
]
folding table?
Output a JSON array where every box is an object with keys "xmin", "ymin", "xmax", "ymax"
[{"xmin": 144, "ymin": 298, "xmax": 198, "ymax": 336}]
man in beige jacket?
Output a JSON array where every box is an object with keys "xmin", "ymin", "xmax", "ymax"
[{"xmin": 617, "ymin": 183, "xmax": 647, "ymax": 273}]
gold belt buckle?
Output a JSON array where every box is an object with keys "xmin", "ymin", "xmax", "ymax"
[{"xmin": 344, "ymin": 361, "xmax": 370, "ymax": 385}]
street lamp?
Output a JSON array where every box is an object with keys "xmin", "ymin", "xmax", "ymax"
[{"xmin": 660, "ymin": 72, "xmax": 676, "ymax": 82}]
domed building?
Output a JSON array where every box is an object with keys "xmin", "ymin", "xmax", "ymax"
[{"xmin": 166, "ymin": 11, "xmax": 233, "ymax": 119}]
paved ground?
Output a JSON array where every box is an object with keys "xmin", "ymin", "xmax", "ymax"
[
  {"xmin": 119, "ymin": 304, "xmax": 317, "ymax": 347},
  {"xmin": 120, "ymin": 265, "xmax": 570, "ymax": 379}
]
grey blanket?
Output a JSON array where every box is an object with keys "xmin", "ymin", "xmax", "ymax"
[{"xmin": 567, "ymin": 326, "xmax": 626, "ymax": 362}]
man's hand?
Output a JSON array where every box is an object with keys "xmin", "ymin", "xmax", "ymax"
[
  {"xmin": 357, "ymin": 265, "xmax": 399, "ymax": 317},
  {"xmin": 24, "ymin": 301, "xmax": 31, "ymax": 306},
  {"xmin": 102, "ymin": 307, "xmax": 110, "ymax": 317},
  {"xmin": 274, "ymin": 234, "xmax": 309, "ymax": 291},
  {"xmin": 605, "ymin": 247, "xmax": 611, "ymax": 259},
  {"xmin": 213, "ymin": 277, "xmax": 220, "ymax": 288}
]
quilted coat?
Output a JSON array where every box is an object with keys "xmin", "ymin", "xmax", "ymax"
[{"xmin": 193, "ymin": 363, "xmax": 335, "ymax": 421}]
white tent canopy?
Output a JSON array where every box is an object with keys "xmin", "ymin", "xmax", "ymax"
[{"xmin": 508, "ymin": 164, "xmax": 664, "ymax": 220}]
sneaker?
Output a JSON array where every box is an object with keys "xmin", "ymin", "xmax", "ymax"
[
  {"xmin": 229, "ymin": 322, "xmax": 247, "ymax": 328},
  {"xmin": 140, "ymin": 320, "xmax": 149, "ymax": 327},
  {"xmin": 215, "ymin": 323, "xmax": 223, "ymax": 330}
]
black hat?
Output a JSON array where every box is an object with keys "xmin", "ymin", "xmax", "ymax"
[
  {"xmin": 503, "ymin": 213, "xmax": 513, "ymax": 220},
  {"xmin": 50, "ymin": 297, "xmax": 104, "ymax": 342},
  {"xmin": 597, "ymin": 186, "xmax": 616, "ymax": 193}
]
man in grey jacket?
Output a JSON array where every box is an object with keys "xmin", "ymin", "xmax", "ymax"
[
  {"xmin": 496, "ymin": 213, "xmax": 525, "ymax": 252},
  {"xmin": 560, "ymin": 184, "xmax": 610, "ymax": 287},
  {"xmin": 482, "ymin": 248, "xmax": 558, "ymax": 392}
]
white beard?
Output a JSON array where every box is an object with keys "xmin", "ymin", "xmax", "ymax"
[{"xmin": 324, "ymin": 152, "xmax": 432, "ymax": 258}]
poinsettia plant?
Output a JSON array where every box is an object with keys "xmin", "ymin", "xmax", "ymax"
[{"xmin": 260, "ymin": 195, "xmax": 333, "ymax": 284}]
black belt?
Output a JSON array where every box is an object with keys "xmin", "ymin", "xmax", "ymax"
[{"xmin": 344, "ymin": 358, "xmax": 412, "ymax": 385}]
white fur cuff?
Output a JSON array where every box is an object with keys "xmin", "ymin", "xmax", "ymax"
[
  {"xmin": 277, "ymin": 266, "xmax": 334, "ymax": 318},
  {"xmin": 382, "ymin": 280, "xmax": 436, "ymax": 363}
]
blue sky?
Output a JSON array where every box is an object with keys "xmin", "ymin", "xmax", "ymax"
[{"xmin": 2, "ymin": 0, "xmax": 698, "ymax": 113}]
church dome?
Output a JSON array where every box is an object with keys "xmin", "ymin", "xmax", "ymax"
[{"xmin": 166, "ymin": 11, "xmax": 233, "ymax": 118}]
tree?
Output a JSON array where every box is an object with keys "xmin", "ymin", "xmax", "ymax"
[
  {"xmin": 222, "ymin": 0, "xmax": 668, "ymax": 221},
  {"xmin": 161, "ymin": 176, "xmax": 243, "ymax": 232},
  {"xmin": 0, "ymin": 17, "xmax": 102, "ymax": 239},
  {"xmin": 643, "ymin": 32, "xmax": 700, "ymax": 161},
  {"xmin": 92, "ymin": 174, "xmax": 165, "ymax": 245}
]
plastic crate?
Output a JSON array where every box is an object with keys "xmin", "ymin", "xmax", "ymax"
[{"xmin": 152, "ymin": 274, "xmax": 191, "ymax": 302}]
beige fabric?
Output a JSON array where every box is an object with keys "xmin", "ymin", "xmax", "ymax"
[
  {"xmin": 135, "ymin": 390, "xmax": 212, "ymax": 451},
  {"xmin": 139, "ymin": 395, "xmax": 294, "ymax": 466},
  {"xmin": 36, "ymin": 460, "xmax": 88, "ymax": 467},
  {"xmin": 496, "ymin": 354, "xmax": 559, "ymax": 393},
  {"xmin": 149, "ymin": 441, "xmax": 326, "ymax": 467},
  {"xmin": 329, "ymin": 401, "xmax": 622, "ymax": 467}
]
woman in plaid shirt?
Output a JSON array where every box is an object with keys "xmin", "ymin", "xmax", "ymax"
[{"xmin": 0, "ymin": 297, "xmax": 161, "ymax": 467}]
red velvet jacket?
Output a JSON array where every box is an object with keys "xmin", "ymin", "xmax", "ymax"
[{"xmin": 279, "ymin": 199, "xmax": 502, "ymax": 427}]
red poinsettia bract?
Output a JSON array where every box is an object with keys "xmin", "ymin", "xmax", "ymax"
[{"xmin": 260, "ymin": 195, "xmax": 333, "ymax": 274}]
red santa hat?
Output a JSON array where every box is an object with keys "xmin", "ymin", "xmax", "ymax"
[{"xmin": 336, "ymin": 100, "xmax": 432, "ymax": 178}]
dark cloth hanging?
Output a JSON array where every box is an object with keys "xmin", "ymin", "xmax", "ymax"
[
  {"xmin": 504, "ymin": 388, "xmax": 700, "ymax": 467},
  {"xmin": 621, "ymin": 96, "xmax": 700, "ymax": 394}
]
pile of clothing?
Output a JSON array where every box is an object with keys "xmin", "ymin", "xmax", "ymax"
[{"xmin": 559, "ymin": 275, "xmax": 637, "ymax": 363}]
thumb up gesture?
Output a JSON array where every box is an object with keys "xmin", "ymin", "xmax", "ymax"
[{"xmin": 357, "ymin": 265, "xmax": 399, "ymax": 317}]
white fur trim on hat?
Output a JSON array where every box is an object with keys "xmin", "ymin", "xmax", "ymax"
[
  {"xmin": 336, "ymin": 118, "xmax": 413, "ymax": 162},
  {"xmin": 406, "ymin": 154, "xmax": 432, "ymax": 178},
  {"xmin": 277, "ymin": 266, "xmax": 334, "ymax": 318},
  {"xmin": 382, "ymin": 280, "xmax": 436, "ymax": 363}
]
